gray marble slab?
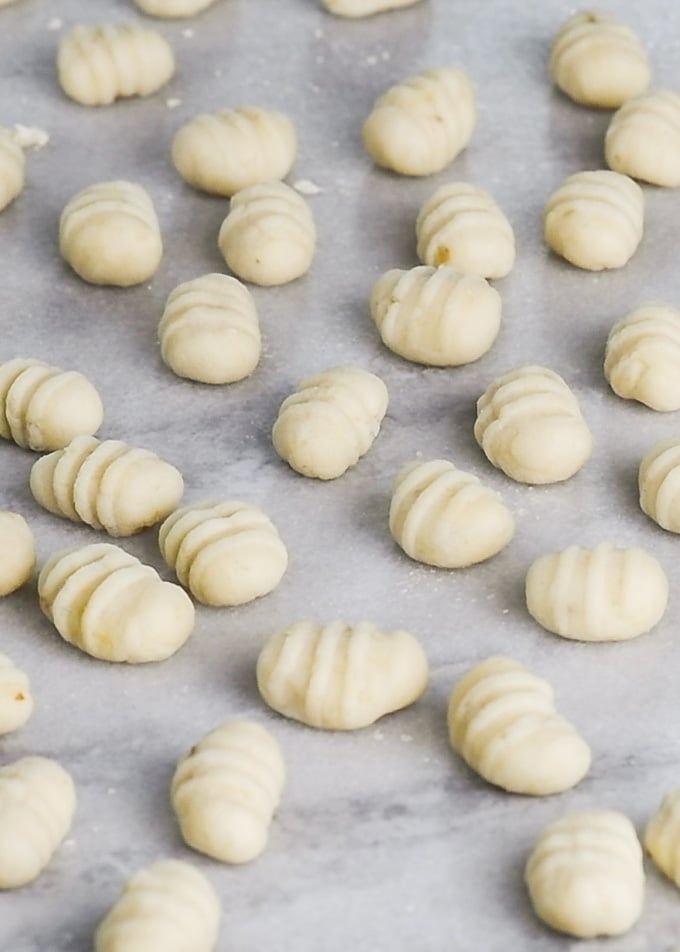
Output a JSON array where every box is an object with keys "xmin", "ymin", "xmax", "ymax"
[{"xmin": 2, "ymin": 0, "xmax": 680, "ymax": 948}]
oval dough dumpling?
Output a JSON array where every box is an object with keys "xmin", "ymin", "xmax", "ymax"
[
  {"xmin": 172, "ymin": 108, "xmax": 297, "ymax": 197},
  {"xmin": 60, "ymin": 180, "xmax": 163, "ymax": 286},
  {"xmin": 606, "ymin": 90, "xmax": 680, "ymax": 187},
  {"xmin": 0, "ymin": 757, "xmax": 76, "ymax": 889},
  {"xmin": 416, "ymin": 182, "xmax": 515, "ymax": 278},
  {"xmin": 525, "ymin": 810, "xmax": 644, "ymax": 938},
  {"xmin": 171, "ymin": 721, "xmax": 285, "ymax": 864},
  {"xmin": 257, "ymin": 620, "xmax": 429, "ymax": 730},
  {"xmin": 134, "ymin": 0, "xmax": 217, "ymax": 17},
  {"xmin": 94, "ymin": 859, "xmax": 221, "ymax": 952},
  {"xmin": 389, "ymin": 459, "xmax": 514, "ymax": 568},
  {"xmin": 474, "ymin": 365, "xmax": 592, "ymax": 484},
  {"xmin": 0, "ymin": 129, "xmax": 25, "ymax": 213},
  {"xmin": 526, "ymin": 542, "xmax": 669, "ymax": 642},
  {"xmin": 159, "ymin": 500, "xmax": 288, "ymax": 606},
  {"xmin": 38, "ymin": 542, "xmax": 195, "ymax": 663},
  {"xmin": 639, "ymin": 437, "xmax": 680, "ymax": 533},
  {"xmin": 448, "ymin": 657, "xmax": 591, "ymax": 795},
  {"xmin": 363, "ymin": 67, "xmax": 476, "ymax": 176},
  {"xmin": 272, "ymin": 366, "xmax": 388, "ymax": 480},
  {"xmin": 370, "ymin": 265, "xmax": 501, "ymax": 367},
  {"xmin": 544, "ymin": 170, "xmax": 644, "ymax": 271},
  {"xmin": 218, "ymin": 181, "xmax": 316, "ymax": 286},
  {"xmin": 605, "ymin": 304, "xmax": 680, "ymax": 411},
  {"xmin": 58, "ymin": 24, "xmax": 175, "ymax": 106},
  {"xmin": 0, "ymin": 653, "xmax": 33, "ymax": 735},
  {"xmin": 645, "ymin": 790, "xmax": 680, "ymax": 889},
  {"xmin": 0, "ymin": 511, "xmax": 35, "ymax": 596},
  {"xmin": 550, "ymin": 12, "xmax": 651, "ymax": 108},
  {"xmin": 322, "ymin": 0, "xmax": 422, "ymax": 16}
]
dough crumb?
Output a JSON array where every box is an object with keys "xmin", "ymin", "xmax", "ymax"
[
  {"xmin": 11, "ymin": 125, "xmax": 50, "ymax": 150},
  {"xmin": 366, "ymin": 54, "xmax": 378, "ymax": 65},
  {"xmin": 166, "ymin": 97, "xmax": 182, "ymax": 109},
  {"xmin": 293, "ymin": 178, "xmax": 322, "ymax": 196}
]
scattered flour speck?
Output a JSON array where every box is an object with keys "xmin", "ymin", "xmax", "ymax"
[
  {"xmin": 400, "ymin": 733, "xmax": 413, "ymax": 743},
  {"xmin": 166, "ymin": 98, "xmax": 182, "ymax": 109},
  {"xmin": 373, "ymin": 729, "xmax": 384, "ymax": 741},
  {"xmin": 381, "ymin": 50, "xmax": 391, "ymax": 61},
  {"xmin": 182, "ymin": 28, "xmax": 195, "ymax": 38},
  {"xmin": 365, "ymin": 54, "xmax": 378, "ymax": 66},
  {"xmin": 293, "ymin": 179, "xmax": 322, "ymax": 196},
  {"xmin": 47, "ymin": 17, "xmax": 63, "ymax": 30}
]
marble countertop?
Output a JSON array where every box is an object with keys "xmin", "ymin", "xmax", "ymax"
[{"xmin": 2, "ymin": 0, "xmax": 680, "ymax": 948}]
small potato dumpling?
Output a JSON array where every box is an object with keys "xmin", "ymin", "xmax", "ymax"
[
  {"xmin": 0, "ymin": 129, "xmax": 25, "ymax": 213},
  {"xmin": 639, "ymin": 437, "xmax": 680, "ymax": 533},
  {"xmin": 606, "ymin": 90, "xmax": 680, "ymax": 187},
  {"xmin": 0, "ymin": 653, "xmax": 33, "ymax": 735},
  {"xmin": 134, "ymin": 0, "xmax": 217, "ymax": 16},
  {"xmin": 604, "ymin": 303, "xmax": 680, "ymax": 411},
  {"xmin": 322, "ymin": 0, "xmax": 423, "ymax": 16},
  {"xmin": 0, "ymin": 512, "xmax": 35, "ymax": 596},
  {"xmin": 645, "ymin": 790, "xmax": 680, "ymax": 889}
]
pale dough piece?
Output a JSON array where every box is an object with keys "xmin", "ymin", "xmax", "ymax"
[
  {"xmin": 474, "ymin": 365, "xmax": 592, "ymax": 484},
  {"xmin": 272, "ymin": 365, "xmax": 388, "ymax": 480},
  {"xmin": 0, "ymin": 1, "xmax": 19, "ymax": 6},
  {"xmin": 0, "ymin": 357, "xmax": 103, "ymax": 452},
  {"xmin": 135, "ymin": 0, "xmax": 217, "ymax": 16},
  {"xmin": 448, "ymin": 657, "xmax": 591, "ymax": 795},
  {"xmin": 172, "ymin": 108, "xmax": 297, "ymax": 196},
  {"xmin": 639, "ymin": 438, "xmax": 680, "ymax": 533},
  {"xmin": 0, "ymin": 653, "xmax": 33, "ymax": 735},
  {"xmin": 525, "ymin": 810, "xmax": 644, "ymax": 938},
  {"xmin": 322, "ymin": 0, "xmax": 423, "ymax": 15},
  {"xmin": 30, "ymin": 435, "xmax": 184, "ymax": 536},
  {"xmin": 58, "ymin": 24, "xmax": 175, "ymax": 106},
  {"xmin": 416, "ymin": 182, "xmax": 515, "ymax": 278},
  {"xmin": 0, "ymin": 511, "xmax": 35, "ymax": 596},
  {"xmin": 644, "ymin": 790, "xmax": 680, "ymax": 888},
  {"xmin": 526, "ymin": 543, "xmax": 668, "ymax": 642},
  {"xmin": 0, "ymin": 757, "xmax": 76, "ymax": 889},
  {"xmin": 370, "ymin": 265, "xmax": 501, "ymax": 366},
  {"xmin": 60, "ymin": 180, "xmax": 163, "ymax": 286},
  {"xmin": 257, "ymin": 620, "xmax": 429, "ymax": 730},
  {"xmin": 159, "ymin": 500, "xmax": 288, "ymax": 606},
  {"xmin": 550, "ymin": 12, "xmax": 651, "ymax": 108},
  {"xmin": 171, "ymin": 721, "xmax": 285, "ymax": 864},
  {"xmin": 95, "ymin": 859, "xmax": 220, "ymax": 952},
  {"xmin": 606, "ymin": 90, "xmax": 680, "ymax": 187},
  {"xmin": 38, "ymin": 542, "xmax": 195, "ymax": 663},
  {"xmin": 0, "ymin": 128, "xmax": 25, "ymax": 212},
  {"xmin": 158, "ymin": 273, "xmax": 261, "ymax": 384},
  {"xmin": 605, "ymin": 303, "xmax": 680, "ymax": 411},
  {"xmin": 389, "ymin": 460, "xmax": 514, "ymax": 568},
  {"xmin": 544, "ymin": 170, "xmax": 643, "ymax": 271},
  {"xmin": 218, "ymin": 180, "xmax": 316, "ymax": 286},
  {"xmin": 363, "ymin": 66, "xmax": 476, "ymax": 176}
]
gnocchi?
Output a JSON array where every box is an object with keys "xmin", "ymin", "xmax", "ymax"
[
  {"xmin": 644, "ymin": 789, "xmax": 680, "ymax": 889},
  {"xmin": 321, "ymin": 0, "xmax": 422, "ymax": 15},
  {"xmin": 639, "ymin": 437, "xmax": 680, "ymax": 533},
  {"xmin": 606, "ymin": 90, "xmax": 680, "ymax": 187},
  {"xmin": 0, "ymin": 128, "xmax": 24, "ymax": 213},
  {"xmin": 0, "ymin": 511, "xmax": 35, "ymax": 596},
  {"xmin": 604, "ymin": 303, "xmax": 680, "ymax": 411},
  {"xmin": 0, "ymin": 653, "xmax": 33, "ymax": 735},
  {"xmin": 134, "ymin": 0, "xmax": 217, "ymax": 16}
]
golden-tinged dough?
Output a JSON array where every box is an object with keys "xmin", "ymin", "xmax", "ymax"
[
  {"xmin": 0, "ymin": 653, "xmax": 33, "ymax": 735},
  {"xmin": 644, "ymin": 790, "xmax": 680, "ymax": 889},
  {"xmin": 0, "ymin": 511, "xmax": 35, "ymax": 596},
  {"xmin": 605, "ymin": 304, "xmax": 680, "ymax": 411},
  {"xmin": 134, "ymin": 0, "xmax": 217, "ymax": 16},
  {"xmin": 606, "ymin": 90, "xmax": 680, "ymax": 187},
  {"xmin": 639, "ymin": 438, "xmax": 680, "ymax": 533},
  {"xmin": 0, "ymin": 129, "xmax": 24, "ymax": 212},
  {"xmin": 322, "ymin": 0, "xmax": 423, "ymax": 16}
]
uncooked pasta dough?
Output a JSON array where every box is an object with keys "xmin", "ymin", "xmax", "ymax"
[
  {"xmin": 639, "ymin": 437, "xmax": 680, "ymax": 533},
  {"xmin": 604, "ymin": 303, "xmax": 680, "ymax": 411},
  {"xmin": 0, "ymin": 128, "xmax": 24, "ymax": 212},
  {"xmin": 606, "ymin": 89, "xmax": 680, "ymax": 187},
  {"xmin": 0, "ymin": 511, "xmax": 35, "ymax": 596},
  {"xmin": 0, "ymin": 653, "xmax": 33, "ymax": 735}
]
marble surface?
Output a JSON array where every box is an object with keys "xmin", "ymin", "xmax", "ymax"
[{"xmin": 2, "ymin": 0, "xmax": 680, "ymax": 948}]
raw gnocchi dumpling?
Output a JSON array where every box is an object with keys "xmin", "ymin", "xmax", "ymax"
[
  {"xmin": 134, "ymin": 0, "xmax": 217, "ymax": 16},
  {"xmin": 58, "ymin": 24, "xmax": 175, "ymax": 106},
  {"xmin": 172, "ymin": 108, "xmax": 297, "ymax": 196},
  {"xmin": 30, "ymin": 435, "xmax": 184, "ymax": 537},
  {"xmin": 0, "ymin": 129, "xmax": 24, "ymax": 212},
  {"xmin": 171, "ymin": 721, "xmax": 285, "ymax": 864},
  {"xmin": 257, "ymin": 620, "xmax": 429, "ymax": 730},
  {"xmin": 272, "ymin": 366, "xmax": 388, "ymax": 480},
  {"xmin": 370, "ymin": 265, "xmax": 501, "ymax": 366},
  {"xmin": 604, "ymin": 304, "xmax": 680, "ymax": 411},
  {"xmin": 606, "ymin": 90, "xmax": 680, "ymax": 187},
  {"xmin": 94, "ymin": 859, "xmax": 220, "ymax": 952},
  {"xmin": 321, "ymin": 0, "xmax": 422, "ymax": 15},
  {"xmin": 526, "ymin": 543, "xmax": 668, "ymax": 642},
  {"xmin": 525, "ymin": 811, "xmax": 644, "ymax": 938},
  {"xmin": 158, "ymin": 273, "xmax": 261, "ymax": 384},
  {"xmin": 0, "ymin": 511, "xmax": 35, "ymax": 596},
  {"xmin": 0, "ymin": 653, "xmax": 33, "ymax": 735},
  {"xmin": 159, "ymin": 500, "xmax": 288, "ymax": 606},
  {"xmin": 0, "ymin": 757, "xmax": 76, "ymax": 889},
  {"xmin": 416, "ymin": 182, "xmax": 515, "ymax": 278},
  {"xmin": 639, "ymin": 438, "xmax": 680, "ymax": 533},
  {"xmin": 363, "ymin": 67, "xmax": 476, "ymax": 176},
  {"xmin": 550, "ymin": 12, "xmax": 651, "ymax": 108},
  {"xmin": 448, "ymin": 657, "xmax": 591, "ymax": 795},
  {"xmin": 389, "ymin": 460, "xmax": 514, "ymax": 568},
  {"xmin": 474, "ymin": 366, "xmax": 592, "ymax": 484},
  {"xmin": 218, "ymin": 181, "xmax": 316, "ymax": 286},
  {"xmin": 0, "ymin": 357, "xmax": 103, "ymax": 452},
  {"xmin": 38, "ymin": 542, "xmax": 195, "ymax": 663},
  {"xmin": 644, "ymin": 790, "xmax": 680, "ymax": 888},
  {"xmin": 544, "ymin": 170, "xmax": 643, "ymax": 271},
  {"xmin": 60, "ymin": 180, "xmax": 163, "ymax": 286}
]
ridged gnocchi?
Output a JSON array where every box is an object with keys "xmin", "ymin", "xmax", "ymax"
[
  {"xmin": 59, "ymin": 180, "xmax": 163, "ymax": 286},
  {"xmin": 604, "ymin": 303, "xmax": 680, "ymax": 411},
  {"xmin": 134, "ymin": 0, "xmax": 217, "ymax": 16},
  {"xmin": 38, "ymin": 542, "xmax": 195, "ymax": 663},
  {"xmin": 644, "ymin": 790, "xmax": 680, "ymax": 888},
  {"xmin": 218, "ymin": 181, "xmax": 316, "ymax": 286},
  {"xmin": 415, "ymin": 182, "xmax": 515, "ymax": 278},
  {"xmin": 474, "ymin": 366, "xmax": 592, "ymax": 484},
  {"xmin": 370, "ymin": 265, "xmax": 501, "ymax": 366},
  {"xmin": 257, "ymin": 620, "xmax": 429, "ymax": 730},
  {"xmin": 389, "ymin": 460, "xmax": 514, "ymax": 568},
  {"xmin": 525, "ymin": 811, "xmax": 644, "ymax": 937},
  {"xmin": 321, "ymin": 0, "xmax": 422, "ymax": 15},
  {"xmin": 0, "ymin": 653, "xmax": 33, "ymax": 735},
  {"xmin": 272, "ymin": 366, "xmax": 388, "ymax": 480},
  {"xmin": 448, "ymin": 657, "xmax": 591, "ymax": 795},
  {"xmin": 171, "ymin": 721, "xmax": 285, "ymax": 864},
  {"xmin": 0, "ymin": 128, "xmax": 24, "ymax": 213},
  {"xmin": 172, "ymin": 107, "xmax": 297, "ymax": 196},
  {"xmin": 30, "ymin": 435, "xmax": 184, "ymax": 537},
  {"xmin": 606, "ymin": 90, "xmax": 680, "ymax": 187},
  {"xmin": 363, "ymin": 67, "xmax": 476, "ymax": 176},
  {"xmin": 158, "ymin": 273, "xmax": 261, "ymax": 384},
  {"xmin": 526, "ymin": 543, "xmax": 669, "ymax": 642},
  {"xmin": 0, "ymin": 511, "xmax": 35, "ymax": 596},
  {"xmin": 58, "ymin": 24, "xmax": 175, "ymax": 106},
  {"xmin": 639, "ymin": 438, "xmax": 680, "ymax": 533}
]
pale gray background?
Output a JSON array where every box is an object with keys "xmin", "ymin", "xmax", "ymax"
[{"xmin": 1, "ymin": 0, "xmax": 680, "ymax": 948}]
